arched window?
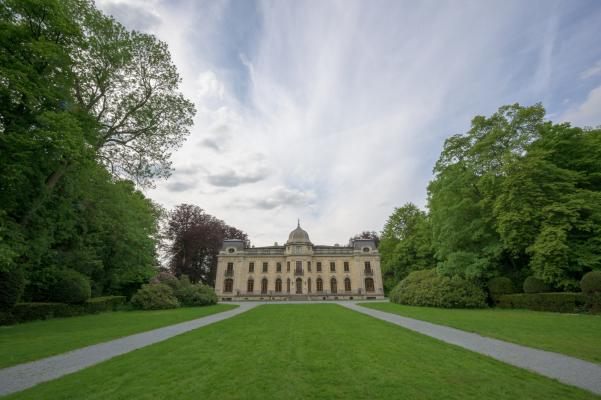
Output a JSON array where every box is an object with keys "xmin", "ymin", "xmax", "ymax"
[
  {"xmin": 307, "ymin": 278, "xmax": 312, "ymax": 293},
  {"xmin": 287, "ymin": 278, "xmax": 291, "ymax": 293},
  {"xmin": 261, "ymin": 278, "xmax": 268, "ymax": 294},
  {"xmin": 316, "ymin": 278, "xmax": 323, "ymax": 292},
  {"xmin": 224, "ymin": 278, "xmax": 233, "ymax": 293},
  {"xmin": 365, "ymin": 278, "xmax": 375, "ymax": 292},
  {"xmin": 296, "ymin": 278, "xmax": 302, "ymax": 294},
  {"xmin": 331, "ymin": 277, "xmax": 337, "ymax": 294},
  {"xmin": 247, "ymin": 279, "xmax": 254, "ymax": 293},
  {"xmin": 344, "ymin": 277, "xmax": 351, "ymax": 292},
  {"xmin": 275, "ymin": 278, "xmax": 282, "ymax": 293}
]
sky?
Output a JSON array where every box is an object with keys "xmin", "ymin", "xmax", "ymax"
[{"xmin": 96, "ymin": 0, "xmax": 601, "ymax": 246}]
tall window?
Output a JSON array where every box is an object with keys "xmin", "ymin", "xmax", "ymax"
[
  {"xmin": 261, "ymin": 278, "xmax": 268, "ymax": 294},
  {"xmin": 330, "ymin": 262, "xmax": 336, "ymax": 272},
  {"xmin": 308, "ymin": 261, "xmax": 312, "ymax": 272},
  {"xmin": 296, "ymin": 278, "xmax": 302, "ymax": 294},
  {"xmin": 295, "ymin": 260, "xmax": 302, "ymax": 274},
  {"xmin": 262, "ymin": 262, "xmax": 268, "ymax": 273},
  {"xmin": 308, "ymin": 278, "xmax": 312, "ymax": 293},
  {"xmin": 249, "ymin": 262, "xmax": 254, "ymax": 273},
  {"xmin": 287, "ymin": 278, "xmax": 291, "ymax": 292},
  {"xmin": 344, "ymin": 277, "xmax": 351, "ymax": 292},
  {"xmin": 275, "ymin": 278, "xmax": 282, "ymax": 292},
  {"xmin": 226, "ymin": 263, "xmax": 234, "ymax": 274},
  {"xmin": 364, "ymin": 261, "xmax": 372, "ymax": 272},
  {"xmin": 287, "ymin": 261, "xmax": 290, "ymax": 272},
  {"xmin": 276, "ymin": 262, "xmax": 282, "ymax": 272},
  {"xmin": 316, "ymin": 262, "xmax": 322, "ymax": 272},
  {"xmin": 247, "ymin": 279, "xmax": 254, "ymax": 293},
  {"xmin": 316, "ymin": 278, "xmax": 323, "ymax": 292},
  {"xmin": 224, "ymin": 278, "xmax": 233, "ymax": 292},
  {"xmin": 365, "ymin": 278, "xmax": 375, "ymax": 292},
  {"xmin": 330, "ymin": 277, "xmax": 337, "ymax": 293},
  {"xmin": 344, "ymin": 262, "xmax": 350, "ymax": 272}
]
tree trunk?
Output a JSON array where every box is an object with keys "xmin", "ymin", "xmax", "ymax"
[{"xmin": 20, "ymin": 160, "xmax": 70, "ymax": 226}]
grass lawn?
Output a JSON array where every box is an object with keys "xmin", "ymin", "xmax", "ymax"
[
  {"xmin": 0, "ymin": 304, "xmax": 237, "ymax": 368},
  {"xmin": 360, "ymin": 302, "xmax": 601, "ymax": 364},
  {"xmin": 5, "ymin": 304, "xmax": 597, "ymax": 399}
]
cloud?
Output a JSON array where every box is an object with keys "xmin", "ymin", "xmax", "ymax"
[
  {"xmin": 165, "ymin": 181, "xmax": 197, "ymax": 192},
  {"xmin": 207, "ymin": 167, "xmax": 269, "ymax": 187},
  {"xmin": 100, "ymin": 1, "xmax": 161, "ymax": 32},
  {"xmin": 560, "ymin": 85, "xmax": 601, "ymax": 127},
  {"xmin": 95, "ymin": 0, "xmax": 601, "ymax": 246},
  {"xmin": 235, "ymin": 186, "xmax": 317, "ymax": 210},
  {"xmin": 581, "ymin": 60, "xmax": 601, "ymax": 79}
]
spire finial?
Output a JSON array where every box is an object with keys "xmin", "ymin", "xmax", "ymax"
[{"xmin": 297, "ymin": 218, "xmax": 300, "ymax": 228}]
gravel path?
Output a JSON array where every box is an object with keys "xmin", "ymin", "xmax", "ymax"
[
  {"xmin": 341, "ymin": 302, "xmax": 601, "ymax": 395},
  {"xmin": 0, "ymin": 303, "xmax": 257, "ymax": 397}
]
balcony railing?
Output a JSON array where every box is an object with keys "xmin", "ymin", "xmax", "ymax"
[
  {"xmin": 363, "ymin": 269, "xmax": 373, "ymax": 276},
  {"xmin": 224, "ymin": 270, "xmax": 234, "ymax": 277},
  {"xmin": 294, "ymin": 269, "xmax": 304, "ymax": 276}
]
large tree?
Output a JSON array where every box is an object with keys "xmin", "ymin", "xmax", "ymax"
[
  {"xmin": 164, "ymin": 205, "xmax": 247, "ymax": 286},
  {"xmin": 379, "ymin": 203, "xmax": 434, "ymax": 292},
  {"xmin": 428, "ymin": 103, "xmax": 601, "ymax": 289}
]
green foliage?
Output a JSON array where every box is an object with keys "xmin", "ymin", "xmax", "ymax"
[
  {"xmin": 390, "ymin": 269, "xmax": 487, "ymax": 308},
  {"xmin": 0, "ymin": 0, "xmax": 191, "ymax": 304},
  {"xmin": 1, "ymin": 296, "xmax": 127, "ymax": 325},
  {"xmin": 175, "ymin": 283, "xmax": 218, "ymax": 306},
  {"xmin": 0, "ymin": 266, "xmax": 25, "ymax": 310},
  {"xmin": 427, "ymin": 103, "xmax": 601, "ymax": 289},
  {"xmin": 379, "ymin": 203, "xmax": 434, "ymax": 292},
  {"xmin": 131, "ymin": 284, "xmax": 179, "ymax": 310},
  {"xmin": 580, "ymin": 270, "xmax": 601, "ymax": 294},
  {"xmin": 487, "ymin": 277, "xmax": 514, "ymax": 300},
  {"xmin": 150, "ymin": 272, "xmax": 181, "ymax": 291},
  {"xmin": 523, "ymin": 276, "xmax": 551, "ymax": 294},
  {"xmin": 496, "ymin": 293, "xmax": 589, "ymax": 313},
  {"xmin": 49, "ymin": 269, "xmax": 91, "ymax": 304}
]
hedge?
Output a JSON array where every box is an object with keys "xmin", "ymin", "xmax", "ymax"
[
  {"xmin": 0, "ymin": 296, "xmax": 126, "ymax": 325},
  {"xmin": 495, "ymin": 293, "xmax": 596, "ymax": 313}
]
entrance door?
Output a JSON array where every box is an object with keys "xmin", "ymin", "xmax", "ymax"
[{"xmin": 296, "ymin": 278, "xmax": 302, "ymax": 294}]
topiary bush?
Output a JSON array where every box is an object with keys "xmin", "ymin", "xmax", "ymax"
[
  {"xmin": 580, "ymin": 271, "xmax": 601, "ymax": 294},
  {"xmin": 496, "ymin": 293, "xmax": 587, "ymax": 313},
  {"xmin": 523, "ymin": 276, "xmax": 551, "ymax": 294},
  {"xmin": 390, "ymin": 269, "xmax": 487, "ymax": 308},
  {"xmin": 0, "ymin": 266, "xmax": 25, "ymax": 310},
  {"xmin": 49, "ymin": 269, "xmax": 91, "ymax": 304},
  {"xmin": 487, "ymin": 277, "xmax": 514, "ymax": 301},
  {"xmin": 131, "ymin": 284, "xmax": 179, "ymax": 310},
  {"xmin": 149, "ymin": 272, "xmax": 180, "ymax": 291}
]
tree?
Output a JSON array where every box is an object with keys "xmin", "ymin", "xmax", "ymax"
[
  {"xmin": 349, "ymin": 231, "xmax": 380, "ymax": 247},
  {"xmin": 379, "ymin": 203, "xmax": 434, "ymax": 292},
  {"xmin": 428, "ymin": 103, "xmax": 601, "ymax": 289},
  {"xmin": 164, "ymin": 205, "xmax": 247, "ymax": 286}
]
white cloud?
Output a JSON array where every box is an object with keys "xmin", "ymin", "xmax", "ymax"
[
  {"xmin": 581, "ymin": 60, "xmax": 601, "ymax": 79},
  {"xmin": 95, "ymin": 0, "xmax": 601, "ymax": 246},
  {"xmin": 560, "ymin": 85, "xmax": 601, "ymax": 127}
]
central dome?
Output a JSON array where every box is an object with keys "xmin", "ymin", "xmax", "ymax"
[{"xmin": 287, "ymin": 220, "xmax": 311, "ymax": 244}]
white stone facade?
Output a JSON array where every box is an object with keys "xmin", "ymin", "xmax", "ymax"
[{"xmin": 215, "ymin": 223, "xmax": 385, "ymax": 300}]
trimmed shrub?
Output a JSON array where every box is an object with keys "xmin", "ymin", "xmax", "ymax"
[
  {"xmin": 175, "ymin": 284, "xmax": 218, "ymax": 306},
  {"xmin": 49, "ymin": 269, "xmax": 92, "ymax": 304},
  {"xmin": 0, "ymin": 266, "xmax": 25, "ymax": 310},
  {"xmin": 150, "ymin": 272, "xmax": 180, "ymax": 290},
  {"xmin": 523, "ymin": 276, "xmax": 551, "ymax": 294},
  {"xmin": 84, "ymin": 296, "xmax": 127, "ymax": 313},
  {"xmin": 580, "ymin": 271, "xmax": 601, "ymax": 294},
  {"xmin": 131, "ymin": 284, "xmax": 179, "ymax": 310},
  {"xmin": 0, "ymin": 296, "xmax": 129, "ymax": 325},
  {"xmin": 390, "ymin": 269, "xmax": 487, "ymax": 308},
  {"xmin": 487, "ymin": 277, "xmax": 513, "ymax": 301},
  {"xmin": 496, "ymin": 293, "xmax": 587, "ymax": 313}
]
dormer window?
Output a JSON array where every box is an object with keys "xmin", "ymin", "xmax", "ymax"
[
  {"xmin": 363, "ymin": 247, "xmax": 370, "ymax": 253},
  {"xmin": 228, "ymin": 248, "xmax": 235, "ymax": 253}
]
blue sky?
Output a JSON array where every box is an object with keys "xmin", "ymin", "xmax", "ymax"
[{"xmin": 97, "ymin": 0, "xmax": 601, "ymax": 246}]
